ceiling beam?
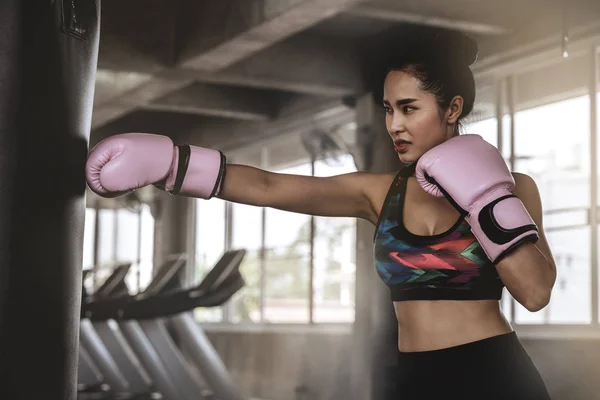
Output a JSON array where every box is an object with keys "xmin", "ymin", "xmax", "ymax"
[
  {"xmin": 180, "ymin": 0, "xmax": 368, "ymax": 71},
  {"xmin": 345, "ymin": 3, "xmax": 509, "ymax": 35},
  {"xmin": 97, "ymin": 33, "xmax": 364, "ymax": 111},
  {"xmin": 92, "ymin": 75, "xmax": 194, "ymax": 129},
  {"xmin": 184, "ymin": 96, "xmax": 355, "ymax": 151},
  {"xmin": 143, "ymin": 83, "xmax": 279, "ymax": 121}
]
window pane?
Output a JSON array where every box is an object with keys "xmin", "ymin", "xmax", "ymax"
[
  {"xmin": 597, "ymin": 90, "xmax": 600, "ymax": 323},
  {"xmin": 83, "ymin": 208, "xmax": 96, "ymax": 270},
  {"xmin": 232, "ymin": 203, "xmax": 263, "ymax": 251},
  {"xmin": 500, "ymin": 288, "xmax": 512, "ymax": 322},
  {"xmin": 264, "ymin": 163, "xmax": 311, "ymax": 323},
  {"xmin": 514, "ymin": 96, "xmax": 590, "ymax": 211},
  {"xmin": 97, "ymin": 210, "xmax": 116, "ymax": 267},
  {"xmin": 83, "ymin": 208, "xmax": 97, "ymax": 296},
  {"xmin": 597, "ymin": 90, "xmax": 600, "ymax": 201},
  {"xmin": 194, "ymin": 199, "xmax": 226, "ymax": 322},
  {"xmin": 116, "ymin": 209, "xmax": 140, "ymax": 262},
  {"xmin": 264, "ymin": 248, "xmax": 310, "ymax": 323},
  {"xmin": 115, "ymin": 209, "xmax": 146, "ymax": 294},
  {"xmin": 313, "ymin": 154, "xmax": 357, "ymax": 323},
  {"xmin": 230, "ymin": 203, "xmax": 263, "ymax": 323},
  {"xmin": 468, "ymin": 117, "xmax": 498, "ymax": 148},
  {"xmin": 138, "ymin": 205, "xmax": 155, "ymax": 291},
  {"xmin": 195, "ymin": 199, "xmax": 226, "ymax": 275},
  {"xmin": 312, "ymin": 217, "xmax": 356, "ymax": 323},
  {"xmin": 230, "ymin": 249, "xmax": 261, "ymax": 323}
]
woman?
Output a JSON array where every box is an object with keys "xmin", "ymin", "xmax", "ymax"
[{"xmin": 86, "ymin": 28, "xmax": 555, "ymax": 399}]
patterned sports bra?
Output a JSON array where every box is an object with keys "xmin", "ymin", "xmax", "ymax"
[{"xmin": 373, "ymin": 163, "xmax": 504, "ymax": 302}]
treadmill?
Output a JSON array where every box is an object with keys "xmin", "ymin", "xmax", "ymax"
[
  {"xmin": 80, "ymin": 262, "xmax": 157, "ymax": 399},
  {"xmin": 77, "ymin": 332, "xmax": 106, "ymax": 392},
  {"xmin": 78, "ymin": 270, "xmax": 106, "ymax": 393},
  {"xmin": 82, "ymin": 250, "xmax": 248, "ymax": 400},
  {"xmin": 85, "ymin": 263, "xmax": 158, "ymax": 397}
]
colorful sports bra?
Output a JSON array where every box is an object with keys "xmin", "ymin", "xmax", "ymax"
[{"xmin": 374, "ymin": 163, "xmax": 504, "ymax": 302}]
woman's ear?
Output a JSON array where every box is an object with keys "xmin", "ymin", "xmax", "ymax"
[{"xmin": 446, "ymin": 96, "xmax": 464, "ymax": 124}]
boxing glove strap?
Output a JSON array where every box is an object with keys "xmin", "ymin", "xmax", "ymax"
[
  {"xmin": 468, "ymin": 194, "xmax": 539, "ymax": 263},
  {"xmin": 210, "ymin": 151, "xmax": 227, "ymax": 199},
  {"xmin": 170, "ymin": 145, "xmax": 227, "ymax": 199},
  {"xmin": 171, "ymin": 145, "xmax": 191, "ymax": 195},
  {"xmin": 494, "ymin": 233, "xmax": 539, "ymax": 264},
  {"xmin": 478, "ymin": 194, "xmax": 538, "ymax": 245}
]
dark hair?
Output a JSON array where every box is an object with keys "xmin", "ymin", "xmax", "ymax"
[{"xmin": 365, "ymin": 26, "xmax": 479, "ymax": 133}]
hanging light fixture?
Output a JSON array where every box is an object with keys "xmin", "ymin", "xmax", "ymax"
[{"xmin": 561, "ymin": 0, "xmax": 569, "ymax": 58}]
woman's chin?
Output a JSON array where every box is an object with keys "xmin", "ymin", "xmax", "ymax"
[{"xmin": 397, "ymin": 152, "xmax": 417, "ymax": 164}]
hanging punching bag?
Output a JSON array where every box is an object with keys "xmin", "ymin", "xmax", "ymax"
[{"xmin": 0, "ymin": 1, "xmax": 100, "ymax": 399}]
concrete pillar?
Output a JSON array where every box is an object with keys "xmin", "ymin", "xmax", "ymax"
[{"xmin": 153, "ymin": 191, "xmax": 194, "ymax": 270}]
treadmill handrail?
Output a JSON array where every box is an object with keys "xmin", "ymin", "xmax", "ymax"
[
  {"xmin": 97, "ymin": 263, "xmax": 132, "ymax": 297},
  {"xmin": 194, "ymin": 249, "xmax": 246, "ymax": 293},
  {"xmin": 86, "ymin": 273, "xmax": 244, "ymax": 321},
  {"xmin": 84, "ymin": 262, "xmax": 132, "ymax": 303},
  {"xmin": 138, "ymin": 253, "xmax": 188, "ymax": 299},
  {"xmin": 110, "ymin": 274, "xmax": 245, "ymax": 320},
  {"xmin": 83, "ymin": 249, "xmax": 246, "ymax": 321}
]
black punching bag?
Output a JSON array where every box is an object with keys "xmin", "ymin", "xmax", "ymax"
[{"xmin": 0, "ymin": 1, "xmax": 100, "ymax": 399}]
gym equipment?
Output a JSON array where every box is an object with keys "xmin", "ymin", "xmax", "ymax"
[
  {"xmin": 77, "ymin": 345, "xmax": 106, "ymax": 393},
  {"xmin": 82, "ymin": 250, "xmax": 247, "ymax": 400},
  {"xmin": 0, "ymin": 2, "xmax": 100, "ymax": 398},
  {"xmin": 80, "ymin": 263, "xmax": 157, "ymax": 398}
]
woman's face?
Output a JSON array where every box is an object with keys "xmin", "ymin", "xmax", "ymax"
[{"xmin": 383, "ymin": 70, "xmax": 458, "ymax": 164}]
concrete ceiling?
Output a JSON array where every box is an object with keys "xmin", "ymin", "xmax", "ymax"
[{"xmin": 92, "ymin": 0, "xmax": 600, "ymax": 150}]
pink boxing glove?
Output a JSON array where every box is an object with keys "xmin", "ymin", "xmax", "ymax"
[
  {"xmin": 85, "ymin": 133, "xmax": 226, "ymax": 199},
  {"xmin": 415, "ymin": 134, "xmax": 538, "ymax": 263}
]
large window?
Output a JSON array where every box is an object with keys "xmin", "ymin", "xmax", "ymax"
[{"xmin": 194, "ymin": 146, "xmax": 358, "ymax": 325}]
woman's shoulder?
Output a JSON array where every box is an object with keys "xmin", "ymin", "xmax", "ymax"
[
  {"xmin": 371, "ymin": 171, "xmax": 403, "ymax": 186},
  {"xmin": 362, "ymin": 170, "xmax": 402, "ymax": 199}
]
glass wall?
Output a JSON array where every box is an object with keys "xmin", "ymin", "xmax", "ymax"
[{"xmin": 512, "ymin": 95, "xmax": 591, "ymax": 324}]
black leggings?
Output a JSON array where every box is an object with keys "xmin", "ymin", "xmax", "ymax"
[{"xmin": 386, "ymin": 332, "xmax": 551, "ymax": 400}]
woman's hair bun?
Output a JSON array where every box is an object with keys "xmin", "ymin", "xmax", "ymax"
[
  {"xmin": 431, "ymin": 29, "xmax": 479, "ymax": 66},
  {"xmin": 389, "ymin": 26, "xmax": 479, "ymax": 67}
]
